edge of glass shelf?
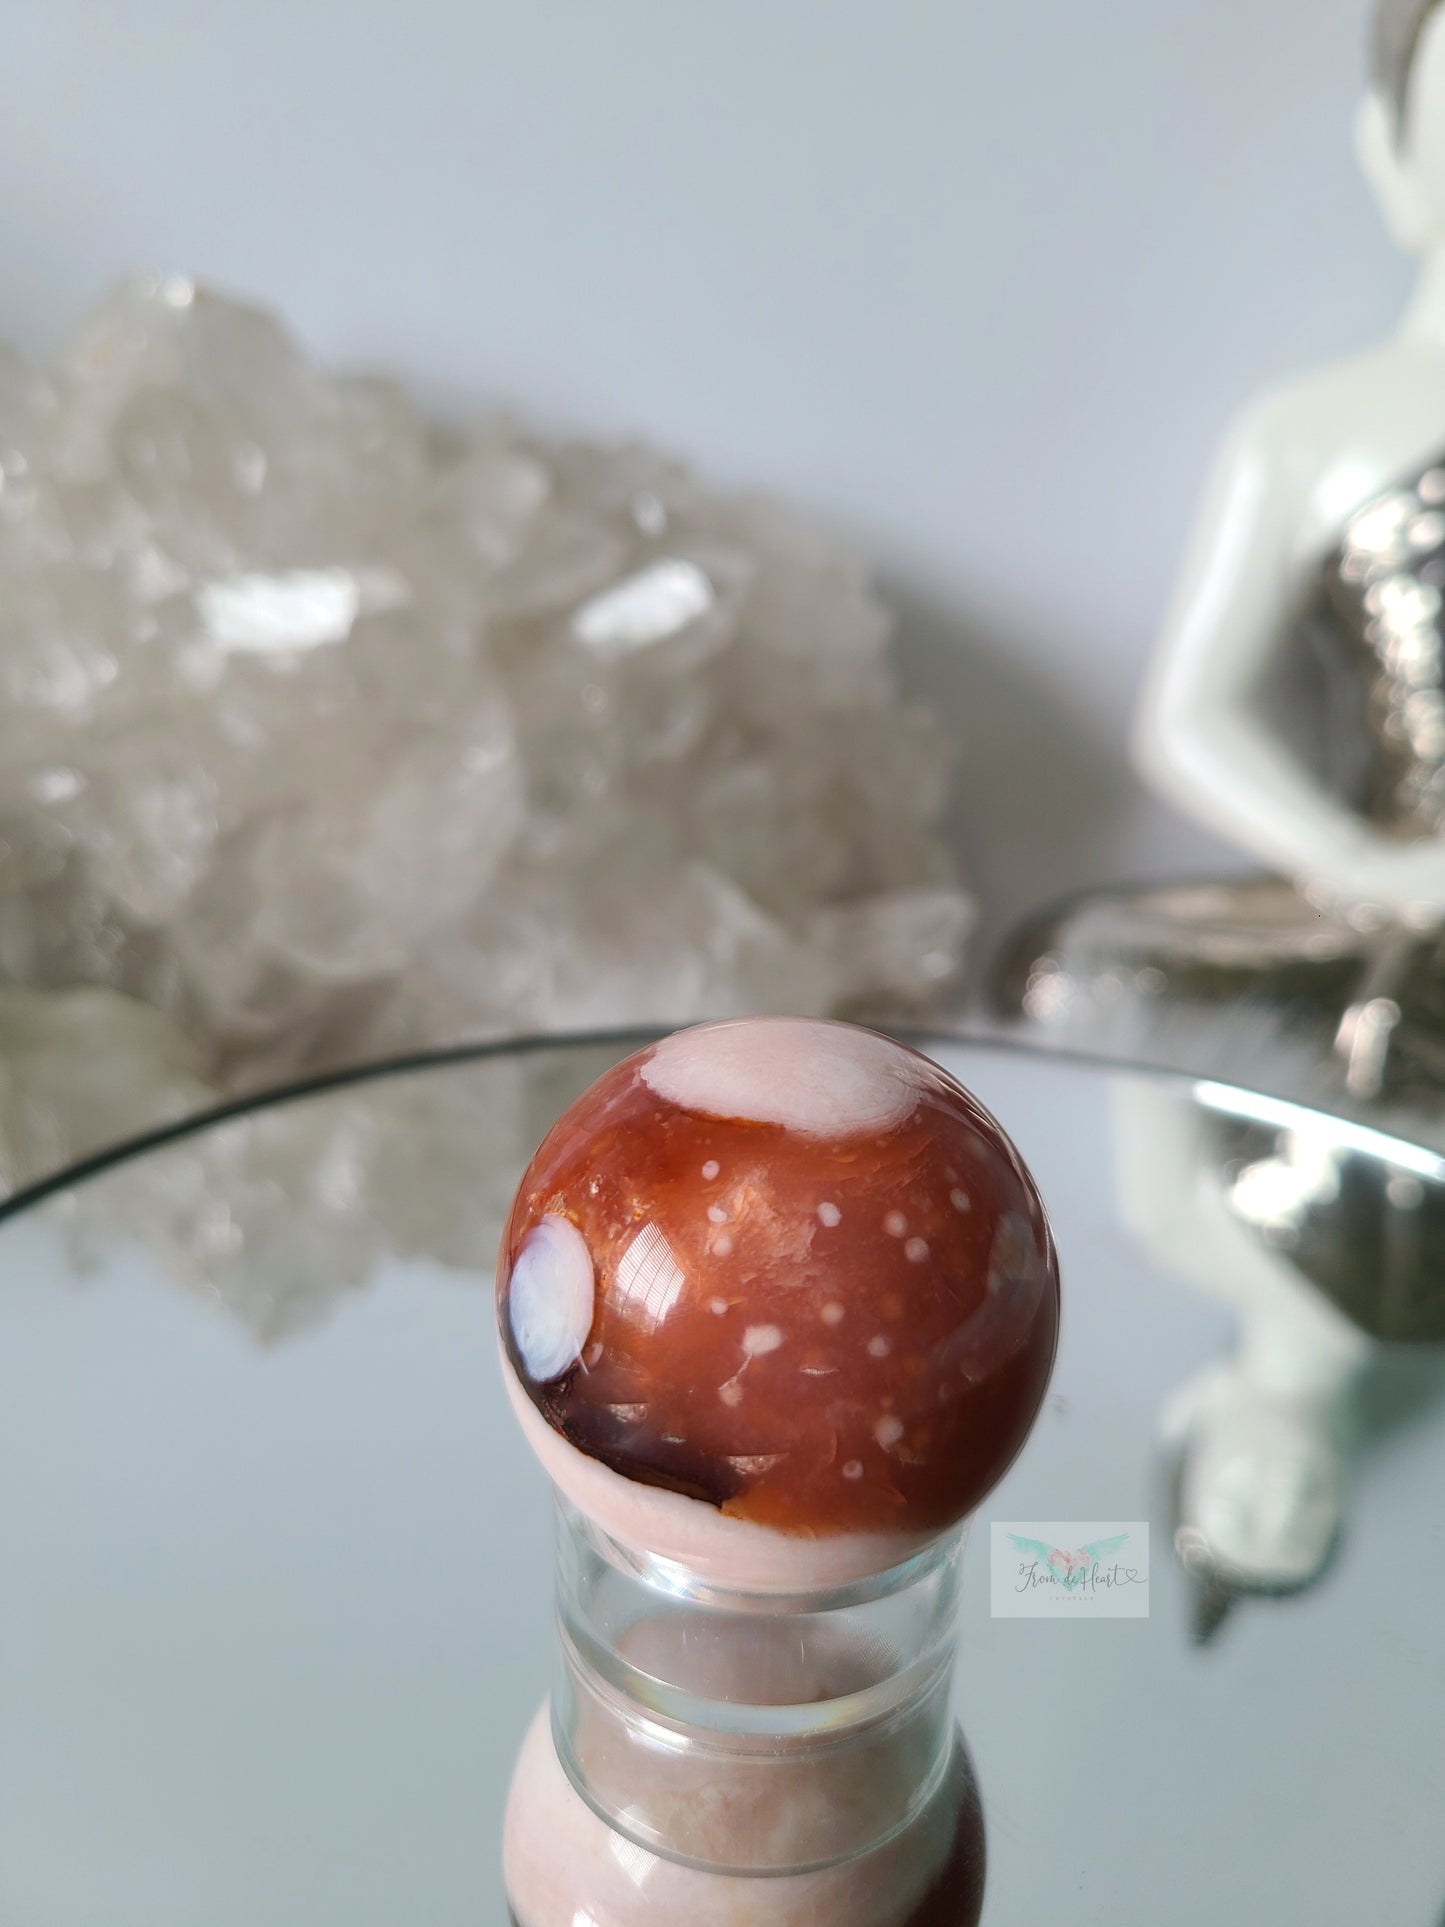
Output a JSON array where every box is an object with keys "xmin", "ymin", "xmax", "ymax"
[{"xmin": 1, "ymin": 1017, "xmax": 1438, "ymax": 1226}]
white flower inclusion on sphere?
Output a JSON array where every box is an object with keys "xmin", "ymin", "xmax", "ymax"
[
  {"xmin": 641, "ymin": 1019, "xmax": 920, "ymax": 1138},
  {"xmin": 508, "ymin": 1216, "xmax": 596, "ymax": 1382}
]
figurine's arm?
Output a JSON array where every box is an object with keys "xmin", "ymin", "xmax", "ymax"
[{"xmin": 1134, "ymin": 411, "xmax": 1378, "ymax": 893}]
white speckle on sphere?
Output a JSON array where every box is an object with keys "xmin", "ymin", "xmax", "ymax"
[
  {"xmin": 708, "ymin": 1297, "xmax": 730, "ymax": 1316},
  {"xmin": 707, "ymin": 1203, "xmax": 729, "ymax": 1224},
  {"xmin": 883, "ymin": 1211, "xmax": 908, "ymax": 1238},
  {"xmin": 951, "ymin": 1189, "xmax": 971, "ymax": 1213},
  {"xmin": 641, "ymin": 1019, "xmax": 920, "ymax": 1138},
  {"xmin": 842, "ymin": 1460, "xmax": 864, "ymax": 1480},
  {"xmin": 821, "ymin": 1302, "xmax": 845, "ymax": 1327},
  {"xmin": 713, "ymin": 1232, "xmax": 734, "ymax": 1257},
  {"xmin": 720, "ymin": 1381, "xmax": 744, "ymax": 1407},
  {"xmin": 817, "ymin": 1201, "xmax": 842, "ymax": 1228},
  {"xmin": 702, "ymin": 1160, "xmax": 721, "ymax": 1181},
  {"xmin": 508, "ymin": 1217, "xmax": 595, "ymax": 1382},
  {"xmin": 905, "ymin": 1238, "xmax": 929, "ymax": 1264},
  {"xmin": 875, "ymin": 1415, "xmax": 905, "ymax": 1450},
  {"xmin": 867, "ymin": 1335, "xmax": 892, "ymax": 1359},
  {"xmin": 743, "ymin": 1324, "xmax": 784, "ymax": 1357}
]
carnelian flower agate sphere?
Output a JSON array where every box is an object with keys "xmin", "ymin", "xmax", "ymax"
[{"xmin": 498, "ymin": 1019, "xmax": 1058, "ymax": 1589}]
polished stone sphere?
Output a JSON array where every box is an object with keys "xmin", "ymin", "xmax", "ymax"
[{"xmin": 498, "ymin": 1018, "xmax": 1058, "ymax": 1587}]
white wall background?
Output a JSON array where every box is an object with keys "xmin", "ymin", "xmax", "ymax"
[{"xmin": 0, "ymin": 0, "xmax": 1411, "ymax": 960}]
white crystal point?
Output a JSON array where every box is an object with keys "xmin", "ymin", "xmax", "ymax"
[
  {"xmin": 641, "ymin": 1018, "xmax": 921, "ymax": 1138},
  {"xmin": 572, "ymin": 557, "xmax": 714, "ymax": 656},
  {"xmin": 508, "ymin": 1216, "xmax": 596, "ymax": 1382}
]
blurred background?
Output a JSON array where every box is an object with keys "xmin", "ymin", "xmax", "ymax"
[
  {"xmin": 1, "ymin": 0, "xmax": 1399, "ymax": 957},
  {"xmin": 8, "ymin": 11, "xmax": 1445, "ymax": 1921}
]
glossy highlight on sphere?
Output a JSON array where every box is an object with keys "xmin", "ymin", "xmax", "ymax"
[{"xmin": 498, "ymin": 1019, "xmax": 1058, "ymax": 1548}]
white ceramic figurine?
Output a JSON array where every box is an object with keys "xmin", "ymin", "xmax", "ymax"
[
  {"xmin": 1139, "ymin": 0, "xmax": 1445, "ymax": 921},
  {"xmin": 998, "ymin": 0, "xmax": 1445, "ymax": 1593}
]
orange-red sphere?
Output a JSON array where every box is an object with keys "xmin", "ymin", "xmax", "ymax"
[{"xmin": 498, "ymin": 1019, "xmax": 1058, "ymax": 1561}]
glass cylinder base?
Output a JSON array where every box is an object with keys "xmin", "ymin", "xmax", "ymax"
[{"xmin": 503, "ymin": 1500, "xmax": 985, "ymax": 1925}]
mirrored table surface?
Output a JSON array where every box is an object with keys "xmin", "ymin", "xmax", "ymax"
[{"xmin": 2, "ymin": 1034, "xmax": 1442, "ymax": 1925}]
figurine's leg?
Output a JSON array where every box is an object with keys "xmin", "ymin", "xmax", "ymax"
[
  {"xmin": 1112, "ymin": 1078, "xmax": 1372, "ymax": 1587},
  {"xmin": 1332, "ymin": 925, "xmax": 1415, "ymax": 1099}
]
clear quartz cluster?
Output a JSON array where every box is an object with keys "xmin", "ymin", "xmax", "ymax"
[
  {"xmin": 0, "ymin": 277, "xmax": 971, "ymax": 1110},
  {"xmin": 62, "ymin": 1031, "xmax": 621, "ymax": 1344},
  {"xmin": 7, "ymin": 980, "xmax": 626, "ymax": 1343}
]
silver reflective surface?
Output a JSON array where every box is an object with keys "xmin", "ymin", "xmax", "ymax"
[
  {"xmin": 1321, "ymin": 452, "xmax": 1445, "ymax": 838},
  {"xmin": 994, "ymin": 878, "xmax": 1445, "ymax": 1342},
  {"xmin": 1, "ymin": 1037, "xmax": 1442, "ymax": 1923}
]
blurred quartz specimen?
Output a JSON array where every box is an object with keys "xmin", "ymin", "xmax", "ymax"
[
  {"xmin": 0, "ymin": 986, "xmax": 212, "ymax": 1195},
  {"xmin": 0, "ymin": 277, "xmax": 970, "ymax": 1103},
  {"xmin": 10, "ymin": 979, "xmax": 627, "ymax": 1342},
  {"xmin": 64, "ymin": 1040, "xmax": 544, "ymax": 1345}
]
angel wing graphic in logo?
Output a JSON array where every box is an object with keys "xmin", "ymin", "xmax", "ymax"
[{"xmin": 1009, "ymin": 1532, "xmax": 1130, "ymax": 1590}]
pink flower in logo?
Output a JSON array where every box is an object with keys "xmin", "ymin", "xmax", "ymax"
[{"xmin": 1048, "ymin": 1546, "xmax": 1092, "ymax": 1582}]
